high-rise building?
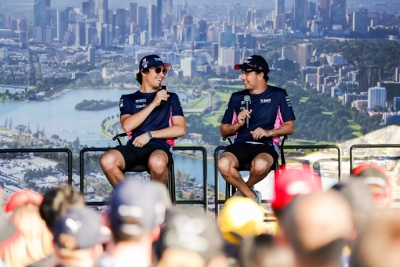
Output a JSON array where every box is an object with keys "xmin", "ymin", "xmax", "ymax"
[
  {"xmin": 56, "ymin": 9, "xmax": 68, "ymax": 42},
  {"xmin": 85, "ymin": 23, "xmax": 97, "ymax": 45},
  {"xmin": 282, "ymin": 45, "xmax": 297, "ymax": 61},
  {"xmin": 297, "ymin": 43, "xmax": 313, "ymax": 68},
  {"xmin": 82, "ymin": 0, "xmax": 95, "ymax": 19},
  {"xmin": 129, "ymin": 3, "xmax": 137, "ymax": 24},
  {"xmin": 180, "ymin": 57, "xmax": 196, "ymax": 77},
  {"xmin": 75, "ymin": 22, "xmax": 85, "ymax": 46},
  {"xmin": 352, "ymin": 8, "xmax": 368, "ymax": 35},
  {"xmin": 98, "ymin": 0, "xmax": 109, "ymax": 24},
  {"xmin": 394, "ymin": 97, "xmax": 400, "ymax": 111},
  {"xmin": 34, "ymin": 0, "xmax": 47, "ymax": 28},
  {"xmin": 218, "ymin": 47, "xmax": 240, "ymax": 67},
  {"xmin": 292, "ymin": 0, "xmax": 307, "ymax": 31},
  {"xmin": 148, "ymin": 0, "xmax": 162, "ymax": 39},
  {"xmin": 137, "ymin": 6, "xmax": 147, "ymax": 30},
  {"xmin": 275, "ymin": 0, "xmax": 285, "ymax": 30},
  {"xmin": 368, "ymin": 86, "xmax": 386, "ymax": 109},
  {"xmin": 211, "ymin": 43, "xmax": 219, "ymax": 63},
  {"xmin": 395, "ymin": 67, "xmax": 400, "ymax": 82},
  {"xmin": 378, "ymin": 81, "xmax": 400, "ymax": 102},
  {"xmin": 114, "ymin": 8, "xmax": 127, "ymax": 42},
  {"xmin": 359, "ymin": 66, "xmax": 381, "ymax": 92},
  {"xmin": 318, "ymin": 0, "xmax": 330, "ymax": 29},
  {"xmin": 88, "ymin": 45, "xmax": 95, "ymax": 63},
  {"xmin": 331, "ymin": 0, "xmax": 346, "ymax": 30}
]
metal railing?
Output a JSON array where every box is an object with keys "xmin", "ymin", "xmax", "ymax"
[{"xmin": 350, "ymin": 144, "xmax": 400, "ymax": 170}]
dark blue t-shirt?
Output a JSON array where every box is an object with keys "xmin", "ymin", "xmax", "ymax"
[
  {"xmin": 221, "ymin": 86, "xmax": 295, "ymax": 145},
  {"xmin": 119, "ymin": 90, "xmax": 184, "ymax": 149}
]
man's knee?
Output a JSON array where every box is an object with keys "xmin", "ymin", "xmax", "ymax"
[
  {"xmin": 252, "ymin": 155, "xmax": 274, "ymax": 173},
  {"xmin": 100, "ymin": 151, "xmax": 123, "ymax": 170},
  {"xmin": 218, "ymin": 154, "xmax": 237, "ymax": 173},
  {"xmin": 148, "ymin": 152, "xmax": 168, "ymax": 172}
]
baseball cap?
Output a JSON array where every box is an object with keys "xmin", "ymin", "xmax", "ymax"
[
  {"xmin": 218, "ymin": 196, "xmax": 264, "ymax": 245},
  {"xmin": 234, "ymin": 55, "xmax": 270, "ymax": 73},
  {"xmin": 108, "ymin": 179, "xmax": 167, "ymax": 237},
  {"xmin": 53, "ymin": 206, "xmax": 111, "ymax": 250},
  {"xmin": 139, "ymin": 54, "xmax": 172, "ymax": 71},
  {"xmin": 4, "ymin": 190, "xmax": 43, "ymax": 213},
  {"xmin": 155, "ymin": 206, "xmax": 224, "ymax": 264},
  {"xmin": 271, "ymin": 164, "xmax": 323, "ymax": 212}
]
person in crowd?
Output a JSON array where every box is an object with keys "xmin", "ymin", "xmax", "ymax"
[
  {"xmin": 279, "ymin": 192, "xmax": 354, "ymax": 267},
  {"xmin": 271, "ymin": 164, "xmax": 322, "ymax": 222},
  {"xmin": 217, "ymin": 55, "xmax": 295, "ymax": 204},
  {"xmin": 100, "ymin": 54, "xmax": 186, "ymax": 187},
  {"xmin": 238, "ymin": 234, "xmax": 295, "ymax": 267},
  {"xmin": 155, "ymin": 206, "xmax": 227, "ymax": 267},
  {"xmin": 218, "ymin": 196, "xmax": 264, "ymax": 266},
  {"xmin": 99, "ymin": 179, "xmax": 169, "ymax": 266},
  {"xmin": 351, "ymin": 162, "xmax": 393, "ymax": 211},
  {"xmin": 39, "ymin": 185, "xmax": 86, "ymax": 233},
  {"xmin": 349, "ymin": 213, "xmax": 400, "ymax": 267},
  {"xmin": 53, "ymin": 206, "xmax": 110, "ymax": 267},
  {"xmin": 1, "ymin": 190, "xmax": 54, "ymax": 267}
]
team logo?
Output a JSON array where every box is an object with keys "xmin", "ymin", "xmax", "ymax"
[
  {"xmin": 141, "ymin": 58, "xmax": 148, "ymax": 68},
  {"xmin": 285, "ymin": 96, "xmax": 292, "ymax": 107},
  {"xmin": 260, "ymin": 99, "xmax": 271, "ymax": 103}
]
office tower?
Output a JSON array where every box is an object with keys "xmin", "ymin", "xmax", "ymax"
[
  {"xmin": 275, "ymin": 0, "xmax": 285, "ymax": 30},
  {"xmin": 137, "ymin": 6, "xmax": 147, "ymax": 30},
  {"xmin": 198, "ymin": 19, "xmax": 207, "ymax": 42},
  {"xmin": 85, "ymin": 23, "xmax": 96, "ymax": 45},
  {"xmin": 307, "ymin": 1, "xmax": 316, "ymax": 19},
  {"xmin": 297, "ymin": 43, "xmax": 313, "ymax": 68},
  {"xmin": 318, "ymin": 0, "xmax": 330, "ymax": 29},
  {"xmin": 396, "ymin": 67, "xmax": 400, "ymax": 82},
  {"xmin": 140, "ymin": 30, "xmax": 148, "ymax": 45},
  {"xmin": 17, "ymin": 19, "xmax": 27, "ymax": 31},
  {"xmin": 98, "ymin": 0, "xmax": 109, "ymax": 24},
  {"xmin": 100, "ymin": 24, "xmax": 112, "ymax": 49},
  {"xmin": 282, "ymin": 45, "xmax": 297, "ymax": 61},
  {"xmin": 352, "ymin": 8, "xmax": 368, "ymax": 35},
  {"xmin": 82, "ymin": 1, "xmax": 95, "ymax": 19},
  {"xmin": 164, "ymin": 0, "xmax": 173, "ymax": 15},
  {"xmin": 317, "ymin": 65, "xmax": 335, "ymax": 92},
  {"xmin": 368, "ymin": 86, "xmax": 386, "ymax": 109},
  {"xmin": 331, "ymin": 0, "xmax": 346, "ymax": 30},
  {"xmin": 75, "ymin": 22, "xmax": 85, "ymax": 46},
  {"xmin": 34, "ymin": 0, "xmax": 46, "ymax": 28},
  {"xmin": 377, "ymin": 81, "xmax": 400, "ymax": 102},
  {"xmin": 292, "ymin": 0, "xmax": 307, "ymax": 31},
  {"xmin": 359, "ymin": 66, "xmax": 381, "ymax": 92},
  {"xmin": 149, "ymin": 0, "xmax": 162, "ymax": 39},
  {"xmin": 69, "ymin": 8, "xmax": 76, "ymax": 23},
  {"xmin": 244, "ymin": 33, "xmax": 256, "ymax": 49},
  {"xmin": 228, "ymin": 3, "xmax": 239, "ymax": 24},
  {"xmin": 114, "ymin": 8, "xmax": 127, "ymax": 41},
  {"xmin": 19, "ymin": 31, "xmax": 29, "ymax": 48},
  {"xmin": 211, "ymin": 43, "xmax": 218, "ymax": 62},
  {"xmin": 129, "ymin": 3, "xmax": 137, "ymax": 24},
  {"xmin": 180, "ymin": 57, "xmax": 196, "ymax": 77},
  {"xmin": 245, "ymin": 8, "xmax": 252, "ymax": 26},
  {"xmin": 56, "ymin": 9, "xmax": 67, "ymax": 42},
  {"xmin": 236, "ymin": 33, "xmax": 244, "ymax": 49},
  {"xmin": 88, "ymin": 45, "xmax": 95, "ymax": 63},
  {"xmin": 394, "ymin": 97, "xmax": 400, "ymax": 111},
  {"xmin": 219, "ymin": 47, "xmax": 240, "ymax": 66}
]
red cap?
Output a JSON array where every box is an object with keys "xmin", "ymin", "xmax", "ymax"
[
  {"xmin": 4, "ymin": 190, "xmax": 43, "ymax": 213},
  {"xmin": 351, "ymin": 162, "xmax": 391, "ymax": 198},
  {"xmin": 271, "ymin": 164, "xmax": 323, "ymax": 211}
]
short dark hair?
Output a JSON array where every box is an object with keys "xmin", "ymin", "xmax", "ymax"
[
  {"xmin": 39, "ymin": 186, "xmax": 85, "ymax": 232},
  {"xmin": 256, "ymin": 71, "xmax": 269, "ymax": 83},
  {"xmin": 135, "ymin": 68, "xmax": 150, "ymax": 85}
]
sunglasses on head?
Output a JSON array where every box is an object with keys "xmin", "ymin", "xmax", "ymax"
[{"xmin": 150, "ymin": 67, "xmax": 168, "ymax": 75}]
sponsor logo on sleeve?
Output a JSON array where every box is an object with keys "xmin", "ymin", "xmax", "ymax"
[
  {"xmin": 285, "ymin": 96, "xmax": 292, "ymax": 107},
  {"xmin": 119, "ymin": 99, "xmax": 123, "ymax": 107}
]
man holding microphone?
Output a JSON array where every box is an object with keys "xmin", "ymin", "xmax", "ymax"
[{"xmin": 217, "ymin": 55, "xmax": 296, "ymax": 204}]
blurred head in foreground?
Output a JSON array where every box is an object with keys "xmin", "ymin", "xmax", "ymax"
[{"xmin": 280, "ymin": 191, "xmax": 354, "ymax": 267}]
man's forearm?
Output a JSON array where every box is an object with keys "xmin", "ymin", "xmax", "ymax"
[
  {"xmin": 268, "ymin": 122, "xmax": 295, "ymax": 137},
  {"xmin": 220, "ymin": 123, "xmax": 241, "ymax": 138}
]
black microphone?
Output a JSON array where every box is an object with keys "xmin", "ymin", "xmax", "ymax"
[
  {"xmin": 159, "ymin": 85, "xmax": 166, "ymax": 105},
  {"xmin": 244, "ymin": 95, "xmax": 250, "ymax": 128}
]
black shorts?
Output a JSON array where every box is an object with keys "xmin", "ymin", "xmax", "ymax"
[
  {"xmin": 223, "ymin": 142, "xmax": 278, "ymax": 169},
  {"xmin": 113, "ymin": 144, "xmax": 173, "ymax": 172}
]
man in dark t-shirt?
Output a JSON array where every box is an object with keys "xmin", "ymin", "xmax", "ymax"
[
  {"xmin": 218, "ymin": 55, "xmax": 295, "ymax": 203},
  {"xmin": 100, "ymin": 54, "xmax": 186, "ymax": 187}
]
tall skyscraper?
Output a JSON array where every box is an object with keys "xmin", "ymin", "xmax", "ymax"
[
  {"xmin": 275, "ymin": 0, "xmax": 285, "ymax": 30},
  {"xmin": 56, "ymin": 9, "xmax": 67, "ymax": 42},
  {"xmin": 114, "ymin": 8, "xmax": 127, "ymax": 42},
  {"xmin": 148, "ymin": 0, "xmax": 162, "ymax": 39},
  {"xmin": 137, "ymin": 6, "xmax": 147, "ymax": 30},
  {"xmin": 318, "ymin": 0, "xmax": 330, "ymax": 29},
  {"xmin": 331, "ymin": 0, "xmax": 346, "ymax": 30},
  {"xmin": 82, "ymin": 0, "xmax": 95, "ymax": 19},
  {"xmin": 359, "ymin": 66, "xmax": 381, "ymax": 92},
  {"xmin": 75, "ymin": 22, "xmax": 85, "ymax": 46},
  {"xmin": 368, "ymin": 86, "xmax": 386, "ymax": 109},
  {"xmin": 352, "ymin": 8, "xmax": 368, "ymax": 34},
  {"xmin": 34, "ymin": 0, "xmax": 47, "ymax": 28},
  {"xmin": 292, "ymin": 0, "xmax": 307, "ymax": 31},
  {"xmin": 98, "ymin": 0, "xmax": 109, "ymax": 24},
  {"xmin": 129, "ymin": 3, "xmax": 137, "ymax": 24},
  {"xmin": 297, "ymin": 43, "xmax": 313, "ymax": 68}
]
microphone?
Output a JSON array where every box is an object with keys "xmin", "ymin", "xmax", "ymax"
[
  {"xmin": 244, "ymin": 95, "xmax": 250, "ymax": 128},
  {"xmin": 159, "ymin": 85, "xmax": 166, "ymax": 105}
]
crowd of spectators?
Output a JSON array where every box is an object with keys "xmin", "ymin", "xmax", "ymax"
[{"xmin": 0, "ymin": 161, "xmax": 398, "ymax": 267}]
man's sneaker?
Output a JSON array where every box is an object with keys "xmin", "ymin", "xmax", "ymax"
[
  {"xmin": 232, "ymin": 189, "xmax": 244, "ymax": 197},
  {"xmin": 252, "ymin": 189, "xmax": 262, "ymax": 205}
]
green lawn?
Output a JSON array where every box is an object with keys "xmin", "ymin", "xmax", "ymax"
[{"xmin": 321, "ymin": 111, "xmax": 333, "ymax": 115}]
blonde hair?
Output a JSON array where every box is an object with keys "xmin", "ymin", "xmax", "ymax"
[{"xmin": 3, "ymin": 203, "xmax": 54, "ymax": 267}]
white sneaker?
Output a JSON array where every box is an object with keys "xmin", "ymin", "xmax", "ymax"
[{"xmin": 253, "ymin": 189, "xmax": 262, "ymax": 205}]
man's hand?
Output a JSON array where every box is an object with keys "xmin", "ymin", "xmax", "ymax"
[
  {"xmin": 251, "ymin": 127, "xmax": 272, "ymax": 140},
  {"xmin": 152, "ymin": 90, "xmax": 169, "ymax": 106},
  {"xmin": 132, "ymin": 132, "xmax": 151, "ymax": 147},
  {"xmin": 236, "ymin": 109, "xmax": 252, "ymax": 127}
]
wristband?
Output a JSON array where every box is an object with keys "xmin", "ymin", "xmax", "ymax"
[{"xmin": 147, "ymin": 131, "xmax": 153, "ymax": 139}]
